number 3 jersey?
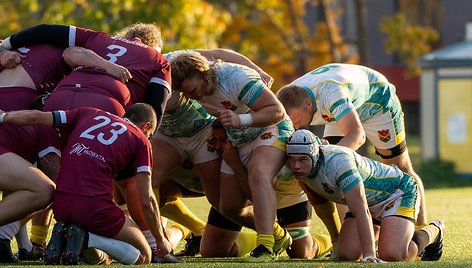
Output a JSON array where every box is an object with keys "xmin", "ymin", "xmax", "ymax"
[
  {"xmin": 51, "ymin": 107, "xmax": 152, "ymax": 197},
  {"xmin": 56, "ymin": 26, "xmax": 171, "ymax": 109}
]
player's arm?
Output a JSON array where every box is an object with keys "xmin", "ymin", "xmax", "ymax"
[
  {"xmin": 246, "ymin": 88, "xmax": 286, "ymax": 127},
  {"xmin": 195, "ymin": 48, "xmax": 273, "ymax": 87},
  {"xmin": 336, "ymin": 110, "xmax": 366, "ymax": 150},
  {"xmin": 299, "ymin": 181, "xmax": 341, "ymax": 243},
  {"xmin": 1, "ymin": 24, "xmax": 70, "ymax": 49},
  {"xmin": 145, "ymin": 83, "xmax": 170, "ymax": 129},
  {"xmin": 0, "ymin": 110, "xmax": 53, "ymax": 126},
  {"xmin": 218, "ymin": 86, "xmax": 285, "ymax": 128},
  {"xmin": 343, "ymin": 181, "xmax": 379, "ymax": 261},
  {"xmin": 62, "ymin": 46, "xmax": 132, "ymax": 83},
  {"xmin": 134, "ymin": 172, "xmax": 172, "ymax": 256},
  {"xmin": 222, "ymin": 141, "xmax": 251, "ymax": 197}
]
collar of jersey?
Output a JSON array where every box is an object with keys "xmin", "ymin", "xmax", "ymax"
[{"xmin": 303, "ymin": 86, "xmax": 317, "ymax": 111}]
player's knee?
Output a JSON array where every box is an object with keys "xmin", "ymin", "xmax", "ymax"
[
  {"xmin": 200, "ymin": 242, "xmax": 229, "ymax": 257},
  {"xmin": 378, "ymin": 249, "xmax": 407, "ymax": 262},
  {"xmin": 286, "ymin": 244, "xmax": 312, "ymax": 259},
  {"xmin": 218, "ymin": 205, "xmax": 241, "ymax": 221},
  {"xmin": 337, "ymin": 249, "xmax": 361, "ymax": 261},
  {"xmin": 34, "ymin": 181, "xmax": 55, "ymax": 209}
]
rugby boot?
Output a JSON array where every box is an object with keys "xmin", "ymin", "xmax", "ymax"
[
  {"xmin": 44, "ymin": 221, "xmax": 67, "ymax": 265},
  {"xmin": 17, "ymin": 242, "xmax": 45, "ymax": 260},
  {"xmin": 62, "ymin": 224, "xmax": 88, "ymax": 265},
  {"xmin": 273, "ymin": 229, "xmax": 292, "ymax": 256},
  {"xmin": 0, "ymin": 239, "xmax": 18, "ymax": 263},
  {"xmin": 421, "ymin": 220, "xmax": 445, "ymax": 261},
  {"xmin": 152, "ymin": 252, "xmax": 185, "ymax": 263},
  {"xmin": 175, "ymin": 233, "xmax": 202, "ymax": 257},
  {"xmin": 243, "ymin": 244, "xmax": 275, "ymax": 263}
]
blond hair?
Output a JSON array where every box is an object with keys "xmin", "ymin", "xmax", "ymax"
[
  {"xmin": 276, "ymin": 84, "xmax": 310, "ymax": 110},
  {"xmin": 170, "ymin": 51, "xmax": 217, "ymax": 93},
  {"xmin": 114, "ymin": 22, "xmax": 163, "ymax": 50}
]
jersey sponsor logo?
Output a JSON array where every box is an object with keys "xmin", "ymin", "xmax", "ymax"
[
  {"xmin": 206, "ymin": 137, "xmax": 216, "ymax": 152},
  {"xmin": 322, "ymin": 114, "xmax": 335, "ymax": 122},
  {"xmin": 377, "ymin": 129, "xmax": 391, "ymax": 142},
  {"xmin": 69, "ymin": 143, "xmax": 106, "ymax": 162},
  {"xmin": 221, "ymin": 101, "xmax": 237, "ymax": 111},
  {"xmin": 260, "ymin": 132, "xmax": 274, "ymax": 140},
  {"xmin": 384, "ymin": 200, "xmax": 396, "ymax": 211},
  {"xmin": 110, "ymin": 36, "xmax": 148, "ymax": 48},
  {"xmin": 322, "ymin": 182, "xmax": 335, "ymax": 194}
]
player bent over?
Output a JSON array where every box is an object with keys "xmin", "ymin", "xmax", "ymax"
[
  {"xmin": 285, "ymin": 129, "xmax": 444, "ymax": 263},
  {"xmin": 0, "ymin": 104, "xmax": 171, "ymax": 265}
]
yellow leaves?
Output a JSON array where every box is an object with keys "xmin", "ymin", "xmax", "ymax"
[{"xmin": 380, "ymin": 13, "xmax": 439, "ymax": 77}]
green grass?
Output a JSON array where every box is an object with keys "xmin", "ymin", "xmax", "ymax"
[
  {"xmin": 6, "ymin": 187, "xmax": 472, "ymax": 267},
  {"xmin": 5, "ymin": 135, "xmax": 472, "ymax": 267}
]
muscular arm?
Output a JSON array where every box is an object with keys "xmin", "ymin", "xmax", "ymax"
[
  {"xmin": 3, "ymin": 24, "xmax": 70, "ymax": 49},
  {"xmin": 299, "ymin": 181, "xmax": 341, "ymax": 242},
  {"xmin": 222, "ymin": 141, "xmax": 251, "ymax": 198},
  {"xmin": 344, "ymin": 181, "xmax": 377, "ymax": 258},
  {"xmin": 196, "ymin": 48, "xmax": 273, "ymax": 87},
  {"xmin": 336, "ymin": 110, "xmax": 366, "ymax": 150},
  {"xmin": 1, "ymin": 110, "xmax": 53, "ymax": 126},
  {"xmin": 62, "ymin": 46, "xmax": 132, "ymax": 83},
  {"xmin": 145, "ymin": 84, "xmax": 170, "ymax": 128},
  {"xmin": 247, "ymin": 89, "xmax": 286, "ymax": 127},
  {"xmin": 134, "ymin": 172, "xmax": 168, "ymax": 244},
  {"xmin": 218, "ymin": 88, "xmax": 285, "ymax": 128}
]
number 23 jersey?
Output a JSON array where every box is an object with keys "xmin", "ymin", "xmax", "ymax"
[{"xmin": 52, "ymin": 107, "xmax": 152, "ymax": 197}]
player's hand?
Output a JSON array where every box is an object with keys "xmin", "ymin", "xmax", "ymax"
[
  {"xmin": 222, "ymin": 141, "xmax": 242, "ymax": 169},
  {"xmin": 105, "ymin": 63, "xmax": 132, "ymax": 83},
  {"xmin": 361, "ymin": 256, "xmax": 385, "ymax": 263},
  {"xmin": 155, "ymin": 238, "xmax": 173, "ymax": 258},
  {"xmin": 217, "ymin": 109, "xmax": 240, "ymax": 128},
  {"xmin": 0, "ymin": 50, "xmax": 24, "ymax": 68},
  {"xmin": 320, "ymin": 138, "xmax": 330, "ymax": 145},
  {"xmin": 258, "ymin": 71, "xmax": 274, "ymax": 88}
]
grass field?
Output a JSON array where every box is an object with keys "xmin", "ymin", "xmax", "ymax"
[
  {"xmin": 5, "ymin": 136, "xmax": 472, "ymax": 267},
  {"xmin": 6, "ymin": 187, "xmax": 472, "ymax": 267}
]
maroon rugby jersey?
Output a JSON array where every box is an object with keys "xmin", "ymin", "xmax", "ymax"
[
  {"xmin": 16, "ymin": 44, "xmax": 69, "ymax": 93},
  {"xmin": 0, "ymin": 124, "xmax": 39, "ymax": 164},
  {"xmin": 53, "ymin": 107, "xmax": 152, "ymax": 196},
  {"xmin": 55, "ymin": 26, "xmax": 171, "ymax": 109}
]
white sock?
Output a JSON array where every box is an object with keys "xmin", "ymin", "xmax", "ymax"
[
  {"xmin": 87, "ymin": 232, "xmax": 140, "ymax": 265},
  {"xmin": 0, "ymin": 221, "xmax": 21, "ymax": 240},
  {"xmin": 15, "ymin": 225, "xmax": 33, "ymax": 251},
  {"xmin": 142, "ymin": 230, "xmax": 157, "ymax": 250}
]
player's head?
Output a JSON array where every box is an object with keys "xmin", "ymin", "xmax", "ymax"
[
  {"xmin": 276, "ymin": 85, "xmax": 315, "ymax": 129},
  {"xmin": 286, "ymin": 129, "xmax": 319, "ymax": 178},
  {"xmin": 124, "ymin": 103, "xmax": 157, "ymax": 139},
  {"xmin": 115, "ymin": 22, "xmax": 163, "ymax": 52},
  {"xmin": 170, "ymin": 52, "xmax": 216, "ymax": 100},
  {"xmin": 210, "ymin": 120, "xmax": 227, "ymax": 157}
]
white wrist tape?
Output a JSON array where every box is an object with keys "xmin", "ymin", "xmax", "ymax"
[
  {"xmin": 0, "ymin": 112, "xmax": 7, "ymax": 123},
  {"xmin": 239, "ymin": 113, "xmax": 253, "ymax": 127}
]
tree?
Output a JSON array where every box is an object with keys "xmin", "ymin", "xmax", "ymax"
[
  {"xmin": 212, "ymin": 0, "xmax": 355, "ymax": 90},
  {"xmin": 0, "ymin": 0, "xmax": 230, "ymax": 52},
  {"xmin": 379, "ymin": 13, "xmax": 439, "ymax": 77}
]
